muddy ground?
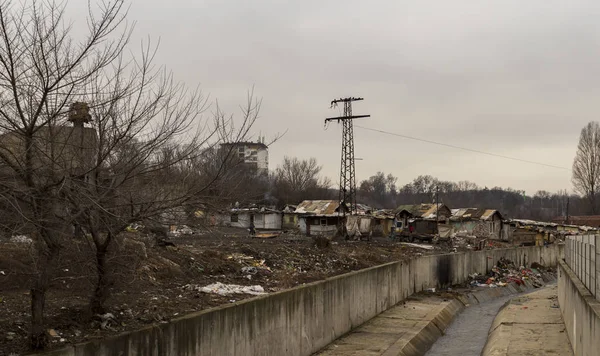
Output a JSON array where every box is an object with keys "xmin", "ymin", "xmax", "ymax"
[{"xmin": 0, "ymin": 227, "xmax": 482, "ymax": 355}]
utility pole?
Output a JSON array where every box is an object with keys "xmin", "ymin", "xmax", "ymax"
[
  {"xmin": 325, "ymin": 97, "xmax": 370, "ymax": 231},
  {"xmin": 566, "ymin": 196, "xmax": 570, "ymax": 225},
  {"xmin": 435, "ymin": 185, "xmax": 439, "ymax": 235}
]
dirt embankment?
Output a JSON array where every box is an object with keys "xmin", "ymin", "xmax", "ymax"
[{"xmin": 0, "ymin": 228, "xmax": 444, "ymax": 355}]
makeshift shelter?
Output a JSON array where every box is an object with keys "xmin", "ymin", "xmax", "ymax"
[
  {"xmin": 282, "ymin": 204, "xmax": 298, "ymax": 230},
  {"xmin": 450, "ymin": 208, "xmax": 504, "ymax": 239},
  {"xmin": 226, "ymin": 207, "xmax": 282, "ymax": 230},
  {"xmin": 295, "ymin": 200, "xmax": 348, "ymax": 236},
  {"xmin": 393, "ymin": 203, "xmax": 451, "ymax": 236}
]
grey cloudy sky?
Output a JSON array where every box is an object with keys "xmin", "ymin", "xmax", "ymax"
[{"xmin": 72, "ymin": 0, "xmax": 600, "ymax": 194}]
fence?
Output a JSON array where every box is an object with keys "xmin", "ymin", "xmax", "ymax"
[{"xmin": 564, "ymin": 234, "xmax": 599, "ymax": 300}]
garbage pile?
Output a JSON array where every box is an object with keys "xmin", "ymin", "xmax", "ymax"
[
  {"xmin": 469, "ymin": 258, "xmax": 553, "ymax": 288},
  {"xmin": 227, "ymin": 253, "xmax": 272, "ymax": 280},
  {"xmin": 450, "ymin": 231, "xmax": 485, "ymax": 251}
]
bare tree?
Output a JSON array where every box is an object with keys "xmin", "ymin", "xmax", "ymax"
[
  {"xmin": 572, "ymin": 122, "xmax": 600, "ymax": 214},
  {"xmin": 0, "ymin": 0, "xmax": 137, "ymax": 347},
  {"xmin": 0, "ymin": 0, "xmax": 263, "ymax": 348},
  {"xmin": 66, "ymin": 93, "xmax": 263, "ymax": 314},
  {"xmin": 271, "ymin": 157, "xmax": 331, "ymax": 206},
  {"xmin": 358, "ymin": 172, "xmax": 397, "ymax": 208}
]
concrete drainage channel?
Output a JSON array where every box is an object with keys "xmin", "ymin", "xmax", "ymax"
[
  {"xmin": 316, "ymin": 276, "xmax": 556, "ymax": 356},
  {"xmin": 410, "ymin": 279, "xmax": 556, "ymax": 356}
]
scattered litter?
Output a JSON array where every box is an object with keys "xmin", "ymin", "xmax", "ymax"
[
  {"xmin": 125, "ymin": 223, "xmax": 143, "ymax": 232},
  {"xmin": 227, "ymin": 253, "xmax": 254, "ymax": 262},
  {"xmin": 97, "ymin": 313, "xmax": 116, "ymax": 330},
  {"xmin": 171, "ymin": 225, "xmax": 194, "ymax": 236},
  {"xmin": 469, "ymin": 258, "xmax": 553, "ymax": 288},
  {"xmin": 47, "ymin": 329, "xmax": 59, "ymax": 338},
  {"xmin": 399, "ymin": 242, "xmax": 435, "ymax": 250},
  {"xmin": 10, "ymin": 235, "xmax": 32, "ymax": 244},
  {"xmin": 183, "ymin": 282, "xmax": 266, "ymax": 296},
  {"xmin": 426, "ymin": 288, "xmax": 436, "ymax": 293},
  {"xmin": 0, "ymin": 271, "xmax": 5, "ymax": 275},
  {"xmin": 253, "ymin": 232, "xmax": 281, "ymax": 239},
  {"xmin": 241, "ymin": 267, "xmax": 258, "ymax": 275}
]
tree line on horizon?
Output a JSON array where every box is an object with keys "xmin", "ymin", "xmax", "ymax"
[{"xmin": 262, "ymin": 160, "xmax": 582, "ymax": 221}]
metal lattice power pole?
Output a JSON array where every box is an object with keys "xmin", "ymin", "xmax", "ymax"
[{"xmin": 325, "ymin": 97, "xmax": 370, "ymax": 217}]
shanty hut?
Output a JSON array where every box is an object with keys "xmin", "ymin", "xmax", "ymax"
[{"xmin": 450, "ymin": 208, "xmax": 504, "ymax": 239}]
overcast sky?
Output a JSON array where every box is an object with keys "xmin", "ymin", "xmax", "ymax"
[{"xmin": 70, "ymin": 0, "xmax": 600, "ymax": 194}]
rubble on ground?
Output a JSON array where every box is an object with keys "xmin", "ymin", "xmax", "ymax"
[
  {"xmin": 183, "ymin": 282, "xmax": 266, "ymax": 296},
  {"xmin": 170, "ymin": 225, "xmax": 194, "ymax": 236},
  {"xmin": 9, "ymin": 235, "xmax": 32, "ymax": 244},
  {"xmin": 400, "ymin": 242, "xmax": 435, "ymax": 250},
  {"xmin": 469, "ymin": 258, "xmax": 554, "ymax": 288}
]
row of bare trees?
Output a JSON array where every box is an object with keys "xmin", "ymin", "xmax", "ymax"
[
  {"xmin": 0, "ymin": 0, "xmax": 266, "ymax": 349},
  {"xmin": 355, "ymin": 173, "xmax": 584, "ymax": 220}
]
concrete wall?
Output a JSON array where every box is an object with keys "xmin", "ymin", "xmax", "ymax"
[
  {"xmin": 40, "ymin": 245, "xmax": 563, "ymax": 356},
  {"xmin": 564, "ymin": 235, "xmax": 599, "ymax": 300},
  {"xmin": 558, "ymin": 259, "xmax": 600, "ymax": 356}
]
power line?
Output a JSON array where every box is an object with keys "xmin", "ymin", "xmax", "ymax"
[{"xmin": 354, "ymin": 125, "xmax": 569, "ymax": 171}]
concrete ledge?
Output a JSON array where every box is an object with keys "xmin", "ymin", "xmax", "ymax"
[
  {"xmin": 558, "ymin": 259, "xmax": 600, "ymax": 356},
  {"xmin": 317, "ymin": 278, "xmax": 553, "ymax": 356},
  {"xmin": 316, "ymin": 297, "xmax": 465, "ymax": 356},
  {"xmin": 482, "ymin": 285, "xmax": 573, "ymax": 356}
]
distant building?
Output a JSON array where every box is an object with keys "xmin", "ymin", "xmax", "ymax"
[
  {"xmin": 210, "ymin": 206, "xmax": 282, "ymax": 230},
  {"xmin": 220, "ymin": 139, "xmax": 269, "ymax": 174},
  {"xmin": 0, "ymin": 102, "xmax": 97, "ymax": 179}
]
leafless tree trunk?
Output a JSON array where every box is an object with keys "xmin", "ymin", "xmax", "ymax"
[
  {"xmin": 0, "ymin": 0, "xmax": 270, "ymax": 348},
  {"xmin": 0, "ymin": 0, "xmax": 135, "ymax": 347},
  {"xmin": 572, "ymin": 122, "xmax": 600, "ymax": 214},
  {"xmin": 271, "ymin": 156, "xmax": 331, "ymax": 206}
]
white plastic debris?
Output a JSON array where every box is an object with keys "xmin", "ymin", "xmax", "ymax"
[
  {"xmin": 171, "ymin": 225, "xmax": 194, "ymax": 236},
  {"xmin": 400, "ymin": 242, "xmax": 435, "ymax": 250},
  {"xmin": 241, "ymin": 267, "xmax": 258, "ymax": 275},
  {"xmin": 183, "ymin": 282, "xmax": 266, "ymax": 296},
  {"xmin": 10, "ymin": 235, "xmax": 33, "ymax": 244}
]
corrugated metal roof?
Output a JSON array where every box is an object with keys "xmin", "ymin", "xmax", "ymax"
[
  {"xmin": 396, "ymin": 204, "xmax": 449, "ymax": 220},
  {"xmin": 396, "ymin": 204, "xmax": 434, "ymax": 216},
  {"xmin": 372, "ymin": 209, "xmax": 395, "ymax": 219},
  {"xmin": 451, "ymin": 208, "xmax": 502, "ymax": 221},
  {"xmin": 295, "ymin": 200, "xmax": 343, "ymax": 216},
  {"xmin": 481, "ymin": 209, "xmax": 500, "ymax": 220}
]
